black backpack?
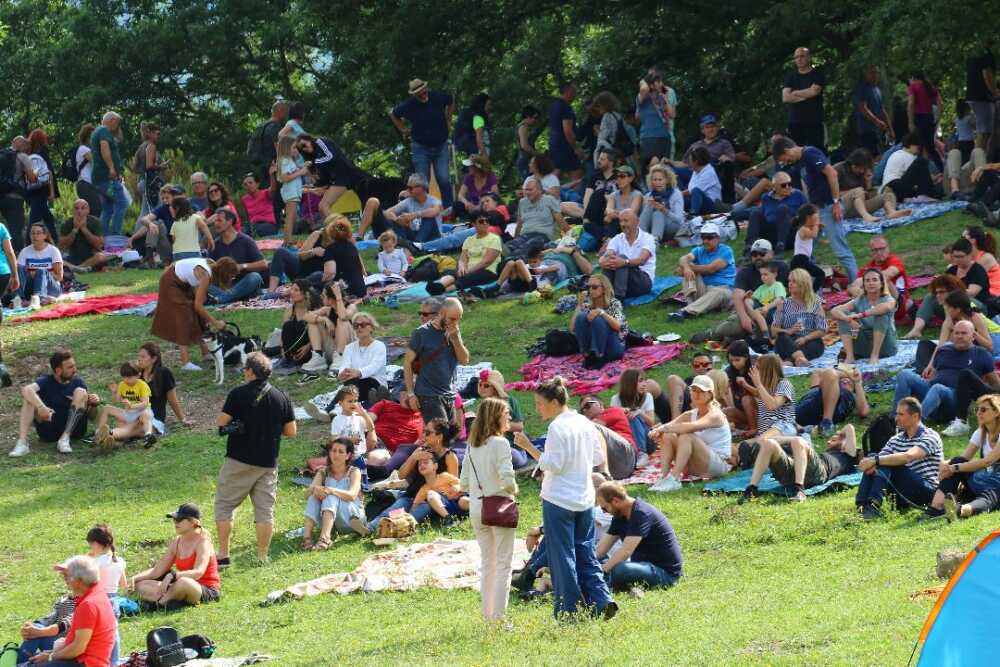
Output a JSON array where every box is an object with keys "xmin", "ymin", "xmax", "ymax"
[
  {"xmin": 405, "ymin": 256, "xmax": 441, "ymax": 283},
  {"xmin": 0, "ymin": 148, "xmax": 22, "ymax": 196},
  {"xmin": 610, "ymin": 112, "xmax": 636, "ymax": 157},
  {"xmin": 181, "ymin": 634, "xmax": 216, "ymax": 659},
  {"xmin": 246, "ymin": 120, "xmax": 279, "ymax": 164},
  {"xmin": 544, "ymin": 328, "xmax": 579, "ymax": 357},
  {"xmin": 146, "ymin": 626, "xmax": 186, "ymax": 667},
  {"xmin": 60, "ymin": 145, "xmax": 80, "ymax": 182},
  {"xmin": 862, "ymin": 414, "xmax": 896, "ymax": 455}
]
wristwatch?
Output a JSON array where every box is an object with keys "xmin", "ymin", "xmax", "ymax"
[{"xmin": 953, "ymin": 463, "xmax": 961, "ymax": 473}]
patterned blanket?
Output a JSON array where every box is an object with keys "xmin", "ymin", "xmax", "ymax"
[
  {"xmin": 820, "ymin": 274, "xmax": 932, "ymax": 310},
  {"xmin": 782, "ymin": 339, "xmax": 918, "ymax": 377},
  {"xmin": 262, "ymin": 538, "xmax": 530, "ymax": 605},
  {"xmin": 255, "ymin": 239, "xmax": 285, "ymax": 251},
  {"xmin": 703, "ymin": 467, "xmax": 863, "ymax": 496},
  {"xmin": 507, "ymin": 343, "xmax": 685, "ymax": 396},
  {"xmin": 842, "ymin": 200, "xmax": 967, "ymax": 234}
]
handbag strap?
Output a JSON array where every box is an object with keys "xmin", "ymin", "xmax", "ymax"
[{"xmin": 466, "ymin": 447, "xmax": 486, "ymax": 500}]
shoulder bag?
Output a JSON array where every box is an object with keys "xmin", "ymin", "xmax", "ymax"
[{"xmin": 467, "ymin": 446, "xmax": 519, "ymax": 528}]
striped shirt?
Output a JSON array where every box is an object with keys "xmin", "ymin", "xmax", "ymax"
[
  {"xmin": 773, "ymin": 297, "xmax": 826, "ymax": 335},
  {"xmin": 877, "ymin": 423, "xmax": 943, "ymax": 484},
  {"xmin": 756, "ymin": 378, "xmax": 796, "ymax": 435}
]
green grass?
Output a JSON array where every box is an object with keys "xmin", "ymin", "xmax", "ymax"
[{"xmin": 0, "ymin": 209, "xmax": 990, "ymax": 666}]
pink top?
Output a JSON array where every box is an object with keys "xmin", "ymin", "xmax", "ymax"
[
  {"xmin": 203, "ymin": 202, "xmax": 242, "ymax": 233},
  {"xmin": 241, "ymin": 190, "xmax": 275, "ymax": 224},
  {"xmin": 907, "ymin": 81, "xmax": 938, "ymax": 115}
]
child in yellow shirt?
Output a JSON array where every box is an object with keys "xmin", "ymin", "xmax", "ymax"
[
  {"xmin": 94, "ymin": 362, "xmax": 156, "ymax": 450},
  {"xmin": 412, "ymin": 456, "xmax": 469, "ymax": 519}
]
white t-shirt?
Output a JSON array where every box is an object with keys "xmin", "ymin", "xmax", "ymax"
[
  {"xmin": 794, "ymin": 229, "xmax": 814, "ymax": 257},
  {"xmin": 76, "ymin": 145, "xmax": 93, "ymax": 183},
  {"xmin": 881, "ymin": 150, "xmax": 917, "ymax": 188},
  {"xmin": 688, "ymin": 164, "xmax": 722, "ymax": 201},
  {"xmin": 93, "ymin": 552, "xmax": 126, "ymax": 595},
  {"xmin": 606, "ymin": 230, "xmax": 657, "ymax": 281},
  {"xmin": 970, "ymin": 428, "xmax": 998, "ymax": 459},
  {"xmin": 330, "ymin": 413, "xmax": 368, "ymax": 455},
  {"xmin": 610, "ymin": 392, "xmax": 655, "ymax": 414},
  {"xmin": 17, "ymin": 244, "xmax": 62, "ymax": 271}
]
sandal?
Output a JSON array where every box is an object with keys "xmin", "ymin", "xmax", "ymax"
[
  {"xmin": 314, "ymin": 535, "xmax": 333, "ymax": 551},
  {"xmin": 302, "ymin": 536, "xmax": 314, "ymax": 551}
]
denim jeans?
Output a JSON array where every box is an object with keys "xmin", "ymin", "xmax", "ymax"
[
  {"xmin": 819, "ymin": 204, "xmax": 858, "ymax": 279},
  {"xmin": 268, "ymin": 247, "xmax": 301, "ymax": 283},
  {"xmin": 855, "ymin": 465, "xmax": 936, "ymax": 509},
  {"xmin": 27, "ymin": 190, "xmax": 58, "ymax": 241},
  {"xmin": 17, "ymin": 266, "xmax": 63, "ymax": 300},
  {"xmin": 17, "ymin": 636, "xmax": 56, "ymax": 662},
  {"xmin": 688, "ymin": 188, "xmax": 718, "ymax": 215},
  {"xmin": 97, "ymin": 180, "xmax": 129, "ymax": 236},
  {"xmin": 1, "ymin": 195, "xmax": 27, "ymax": 252},
  {"xmin": 418, "ymin": 227, "xmax": 475, "ymax": 252},
  {"xmin": 629, "ymin": 413, "xmax": 653, "ymax": 454},
  {"xmin": 573, "ymin": 311, "xmax": 625, "ymax": 361},
  {"xmin": 674, "ymin": 167, "xmax": 693, "ymax": 188},
  {"xmin": 541, "ymin": 500, "xmax": 613, "ymax": 618},
  {"xmin": 172, "ymin": 251, "xmax": 201, "ymax": 260},
  {"xmin": 968, "ymin": 468, "xmax": 1000, "ymax": 495},
  {"xmin": 411, "ymin": 141, "xmax": 453, "ymax": 209},
  {"xmin": 208, "ymin": 272, "xmax": 264, "ymax": 304},
  {"xmin": 392, "ymin": 217, "xmax": 441, "ymax": 244},
  {"xmin": 892, "ymin": 369, "xmax": 955, "ymax": 421},
  {"xmin": 607, "ymin": 560, "xmax": 677, "ymax": 591}
]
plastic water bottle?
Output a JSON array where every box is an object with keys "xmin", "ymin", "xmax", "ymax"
[
  {"xmin": 184, "ymin": 649, "xmax": 198, "ymax": 660},
  {"xmin": 12, "ymin": 295, "xmax": 21, "ymax": 309}
]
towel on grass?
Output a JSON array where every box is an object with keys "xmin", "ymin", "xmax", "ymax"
[
  {"xmin": 508, "ymin": 343, "xmax": 685, "ymax": 395},
  {"xmin": 623, "ymin": 276, "xmax": 682, "ymax": 306},
  {"xmin": 263, "ymin": 538, "xmax": 530, "ymax": 604},
  {"xmin": 10, "ymin": 293, "xmax": 158, "ymax": 323},
  {"xmin": 256, "ymin": 239, "xmax": 285, "ymax": 251},
  {"xmin": 108, "ymin": 301, "xmax": 159, "ymax": 317},
  {"xmin": 821, "ymin": 274, "xmax": 932, "ymax": 310},
  {"xmin": 617, "ymin": 454, "xmax": 710, "ymax": 486},
  {"xmin": 703, "ymin": 467, "xmax": 863, "ymax": 496},
  {"xmin": 842, "ymin": 200, "xmax": 967, "ymax": 234},
  {"xmin": 782, "ymin": 339, "xmax": 918, "ymax": 377}
]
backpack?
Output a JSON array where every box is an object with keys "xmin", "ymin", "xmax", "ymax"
[
  {"xmin": 376, "ymin": 512, "xmax": 417, "ymax": 539},
  {"xmin": 405, "ymin": 256, "xmax": 440, "ymax": 283},
  {"xmin": 453, "ymin": 108, "xmax": 478, "ymax": 155},
  {"xmin": 0, "ymin": 642, "xmax": 19, "ymax": 667},
  {"xmin": 862, "ymin": 413, "xmax": 896, "ymax": 455},
  {"xmin": 181, "ymin": 634, "xmax": 216, "ymax": 659},
  {"xmin": 246, "ymin": 119, "xmax": 279, "ymax": 164},
  {"xmin": 610, "ymin": 112, "xmax": 637, "ymax": 157},
  {"xmin": 0, "ymin": 148, "xmax": 22, "ymax": 196},
  {"xmin": 146, "ymin": 626, "xmax": 186, "ymax": 667},
  {"xmin": 60, "ymin": 146, "xmax": 81, "ymax": 182},
  {"xmin": 26, "ymin": 154, "xmax": 50, "ymax": 190},
  {"xmin": 544, "ymin": 328, "xmax": 579, "ymax": 357}
]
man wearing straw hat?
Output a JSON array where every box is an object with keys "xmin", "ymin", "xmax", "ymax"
[{"xmin": 390, "ymin": 78, "xmax": 456, "ymax": 212}]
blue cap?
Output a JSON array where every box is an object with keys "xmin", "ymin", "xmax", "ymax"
[{"xmin": 699, "ymin": 114, "xmax": 719, "ymax": 125}]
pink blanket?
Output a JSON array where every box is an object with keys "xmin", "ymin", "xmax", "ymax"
[
  {"xmin": 507, "ymin": 343, "xmax": 685, "ymax": 396},
  {"xmin": 821, "ymin": 273, "xmax": 931, "ymax": 310},
  {"xmin": 11, "ymin": 294, "xmax": 158, "ymax": 323},
  {"xmin": 256, "ymin": 239, "xmax": 285, "ymax": 251}
]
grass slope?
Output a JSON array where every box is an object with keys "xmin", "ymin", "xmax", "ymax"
[{"xmin": 0, "ymin": 209, "xmax": 990, "ymax": 666}]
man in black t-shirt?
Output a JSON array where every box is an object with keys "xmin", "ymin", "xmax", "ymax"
[
  {"xmin": 965, "ymin": 43, "xmax": 998, "ymax": 151},
  {"xmin": 58, "ymin": 199, "xmax": 112, "ymax": 271},
  {"xmin": 208, "ymin": 209, "xmax": 267, "ymax": 304},
  {"xmin": 560, "ymin": 148, "xmax": 620, "ymax": 248},
  {"xmin": 214, "ymin": 352, "xmax": 295, "ymax": 565},
  {"xmin": 596, "ymin": 482, "xmax": 683, "ymax": 591},
  {"xmin": 782, "ymin": 47, "xmax": 826, "ymax": 152}
]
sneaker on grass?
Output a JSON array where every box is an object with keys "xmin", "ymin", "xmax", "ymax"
[
  {"xmin": 648, "ymin": 474, "xmax": 682, "ymax": 492},
  {"xmin": 9, "ymin": 439, "xmax": 30, "ymax": 457},
  {"xmin": 57, "ymin": 435, "xmax": 73, "ymax": 454},
  {"xmin": 942, "ymin": 418, "xmax": 970, "ymax": 437},
  {"xmin": 301, "ymin": 351, "xmax": 328, "ymax": 373},
  {"xmin": 180, "ymin": 362, "xmax": 202, "ymax": 371}
]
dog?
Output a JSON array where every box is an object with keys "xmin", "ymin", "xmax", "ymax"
[{"xmin": 203, "ymin": 322, "xmax": 262, "ymax": 385}]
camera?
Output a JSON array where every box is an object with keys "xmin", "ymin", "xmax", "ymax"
[{"xmin": 218, "ymin": 420, "xmax": 245, "ymax": 436}]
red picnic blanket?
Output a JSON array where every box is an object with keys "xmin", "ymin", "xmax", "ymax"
[
  {"xmin": 507, "ymin": 343, "xmax": 685, "ymax": 396},
  {"xmin": 11, "ymin": 293, "xmax": 158, "ymax": 323}
]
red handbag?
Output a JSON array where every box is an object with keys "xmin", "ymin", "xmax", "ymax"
[{"xmin": 468, "ymin": 451, "xmax": 519, "ymax": 528}]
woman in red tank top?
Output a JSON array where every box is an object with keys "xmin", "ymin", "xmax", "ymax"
[{"xmin": 130, "ymin": 503, "xmax": 222, "ymax": 606}]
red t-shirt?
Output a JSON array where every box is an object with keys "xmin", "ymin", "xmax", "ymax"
[
  {"xmin": 858, "ymin": 254, "xmax": 908, "ymax": 293},
  {"xmin": 66, "ymin": 584, "xmax": 116, "ymax": 667},
  {"xmin": 907, "ymin": 81, "xmax": 937, "ymax": 115},
  {"xmin": 371, "ymin": 400, "xmax": 424, "ymax": 451},
  {"xmin": 203, "ymin": 202, "xmax": 242, "ymax": 232},
  {"xmin": 241, "ymin": 190, "xmax": 275, "ymax": 224},
  {"xmin": 596, "ymin": 407, "xmax": 637, "ymax": 447}
]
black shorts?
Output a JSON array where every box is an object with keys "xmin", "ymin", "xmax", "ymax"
[
  {"xmin": 35, "ymin": 411, "xmax": 88, "ymax": 442},
  {"xmin": 549, "ymin": 148, "xmax": 581, "ymax": 173}
]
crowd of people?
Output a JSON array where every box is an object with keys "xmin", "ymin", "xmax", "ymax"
[{"xmin": 3, "ymin": 43, "xmax": 1000, "ymax": 659}]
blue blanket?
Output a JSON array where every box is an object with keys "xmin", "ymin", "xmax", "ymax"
[
  {"xmin": 782, "ymin": 339, "xmax": 918, "ymax": 377},
  {"xmin": 842, "ymin": 200, "xmax": 967, "ymax": 234},
  {"xmin": 703, "ymin": 467, "xmax": 863, "ymax": 496},
  {"xmin": 623, "ymin": 276, "xmax": 682, "ymax": 306}
]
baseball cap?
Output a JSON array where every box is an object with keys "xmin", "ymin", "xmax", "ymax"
[
  {"xmin": 614, "ymin": 165, "xmax": 635, "ymax": 177},
  {"xmin": 699, "ymin": 114, "xmax": 719, "ymax": 126},
  {"xmin": 690, "ymin": 375, "xmax": 715, "ymax": 394},
  {"xmin": 166, "ymin": 502, "xmax": 201, "ymax": 521},
  {"xmin": 750, "ymin": 238, "xmax": 773, "ymax": 254},
  {"xmin": 700, "ymin": 222, "xmax": 721, "ymax": 236}
]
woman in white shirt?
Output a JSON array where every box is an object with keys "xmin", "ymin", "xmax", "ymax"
[
  {"xmin": 335, "ymin": 312, "xmax": 388, "ymax": 406},
  {"xmin": 515, "ymin": 376, "xmax": 617, "ymax": 620},
  {"xmin": 74, "ymin": 124, "xmax": 102, "ymax": 217},
  {"xmin": 460, "ymin": 397, "xmax": 518, "ymax": 621},
  {"xmin": 17, "ymin": 223, "xmax": 64, "ymax": 305}
]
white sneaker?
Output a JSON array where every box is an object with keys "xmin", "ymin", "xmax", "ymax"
[
  {"xmin": 635, "ymin": 452, "xmax": 650, "ymax": 468},
  {"xmin": 57, "ymin": 436, "xmax": 73, "ymax": 454},
  {"xmin": 370, "ymin": 470, "xmax": 400, "ymax": 492},
  {"xmin": 9, "ymin": 440, "xmax": 30, "ymax": 457},
  {"xmin": 648, "ymin": 475, "xmax": 682, "ymax": 492},
  {"xmin": 302, "ymin": 351, "xmax": 329, "ymax": 373},
  {"xmin": 942, "ymin": 418, "xmax": 970, "ymax": 438},
  {"xmin": 181, "ymin": 362, "xmax": 202, "ymax": 371},
  {"xmin": 28, "ymin": 295, "xmax": 41, "ymax": 310}
]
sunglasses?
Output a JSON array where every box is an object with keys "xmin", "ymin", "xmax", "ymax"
[
  {"xmin": 419, "ymin": 310, "xmax": 436, "ymax": 317},
  {"xmin": 587, "ymin": 284, "xmax": 602, "ymax": 290},
  {"xmin": 750, "ymin": 250, "xmax": 767, "ymax": 257},
  {"xmin": 870, "ymin": 246, "xmax": 888, "ymax": 252},
  {"xmin": 693, "ymin": 362, "xmax": 712, "ymax": 369},
  {"xmin": 978, "ymin": 406, "xmax": 992, "ymax": 412},
  {"xmin": 353, "ymin": 321, "xmax": 372, "ymax": 329},
  {"xmin": 776, "ymin": 183, "xmax": 791, "ymax": 189},
  {"xmin": 700, "ymin": 235, "xmax": 718, "ymax": 240},
  {"xmin": 209, "ymin": 188, "xmax": 221, "ymax": 193}
]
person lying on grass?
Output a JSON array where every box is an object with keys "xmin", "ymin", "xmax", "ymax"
[
  {"xmin": 93, "ymin": 362, "xmax": 157, "ymax": 450},
  {"xmin": 302, "ymin": 437, "xmax": 365, "ymax": 550}
]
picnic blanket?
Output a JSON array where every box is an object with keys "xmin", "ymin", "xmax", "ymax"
[
  {"xmin": 255, "ymin": 239, "xmax": 285, "ymax": 251},
  {"xmin": 623, "ymin": 276, "xmax": 683, "ymax": 306},
  {"xmin": 214, "ymin": 295, "xmax": 291, "ymax": 311},
  {"xmin": 703, "ymin": 467, "xmax": 863, "ymax": 497},
  {"xmin": 782, "ymin": 339, "xmax": 918, "ymax": 377},
  {"xmin": 508, "ymin": 343, "xmax": 685, "ymax": 395},
  {"xmin": 262, "ymin": 538, "xmax": 531, "ymax": 605},
  {"xmin": 363, "ymin": 281, "xmax": 412, "ymax": 304},
  {"xmin": 821, "ymin": 274, "xmax": 933, "ymax": 310},
  {"xmin": 108, "ymin": 301, "xmax": 158, "ymax": 317},
  {"xmin": 616, "ymin": 454, "xmax": 710, "ymax": 486},
  {"xmin": 842, "ymin": 200, "xmax": 967, "ymax": 234},
  {"xmin": 10, "ymin": 293, "xmax": 158, "ymax": 323}
]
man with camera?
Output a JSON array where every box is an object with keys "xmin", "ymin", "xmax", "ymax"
[{"xmin": 214, "ymin": 352, "xmax": 296, "ymax": 566}]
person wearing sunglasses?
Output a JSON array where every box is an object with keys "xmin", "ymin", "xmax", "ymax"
[
  {"xmin": 599, "ymin": 208, "xmax": 655, "ymax": 300},
  {"xmin": 671, "ymin": 221, "xmax": 736, "ymax": 320},
  {"xmin": 846, "ymin": 235, "xmax": 909, "ymax": 319},
  {"xmin": 742, "ymin": 170, "xmax": 805, "ymax": 257},
  {"xmin": 426, "ymin": 215, "xmax": 502, "ymax": 295},
  {"xmin": 570, "ymin": 272, "xmax": 628, "ymax": 370},
  {"xmin": 333, "ymin": 312, "xmax": 388, "ymax": 406},
  {"xmin": 383, "ymin": 173, "xmax": 443, "ymax": 244}
]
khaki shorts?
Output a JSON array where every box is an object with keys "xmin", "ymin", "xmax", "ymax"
[
  {"xmin": 770, "ymin": 443, "xmax": 826, "ymax": 488},
  {"xmin": 214, "ymin": 457, "xmax": 278, "ymax": 523}
]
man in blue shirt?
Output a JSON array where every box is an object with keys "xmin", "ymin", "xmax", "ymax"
[
  {"xmin": 772, "ymin": 136, "xmax": 858, "ymax": 279},
  {"xmin": 743, "ymin": 170, "xmax": 806, "ymax": 256},
  {"xmin": 547, "ymin": 82, "xmax": 585, "ymax": 181},
  {"xmin": 389, "ymin": 79, "xmax": 455, "ymax": 210},
  {"xmin": 595, "ymin": 481, "xmax": 682, "ymax": 591},
  {"xmin": 672, "ymin": 221, "xmax": 736, "ymax": 320}
]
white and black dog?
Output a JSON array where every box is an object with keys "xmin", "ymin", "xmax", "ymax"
[{"xmin": 203, "ymin": 322, "xmax": 262, "ymax": 385}]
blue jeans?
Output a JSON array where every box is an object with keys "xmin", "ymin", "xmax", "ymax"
[
  {"xmin": 607, "ymin": 560, "xmax": 677, "ymax": 591},
  {"xmin": 365, "ymin": 493, "xmax": 433, "ymax": 532},
  {"xmin": 411, "ymin": 141, "xmax": 453, "ymax": 209},
  {"xmin": 392, "ymin": 218, "xmax": 441, "ymax": 244},
  {"xmin": 18, "ymin": 636, "xmax": 56, "ymax": 662},
  {"xmin": 97, "ymin": 180, "xmax": 129, "ymax": 236},
  {"xmin": 510, "ymin": 445, "xmax": 530, "ymax": 469},
  {"xmin": 516, "ymin": 155, "xmax": 531, "ymax": 181},
  {"xmin": 892, "ymin": 369, "xmax": 955, "ymax": 421},
  {"xmin": 674, "ymin": 166, "xmax": 693, "ymax": 188},
  {"xmin": 629, "ymin": 414, "xmax": 653, "ymax": 454},
  {"xmin": 305, "ymin": 491, "xmax": 364, "ymax": 533},
  {"xmin": 968, "ymin": 469, "xmax": 1000, "ymax": 495},
  {"xmin": 17, "ymin": 266, "xmax": 63, "ymax": 300},
  {"xmin": 208, "ymin": 272, "xmax": 264, "ymax": 304},
  {"xmin": 819, "ymin": 204, "xmax": 858, "ymax": 279},
  {"xmin": 688, "ymin": 188, "xmax": 718, "ymax": 215},
  {"xmin": 418, "ymin": 227, "xmax": 475, "ymax": 252},
  {"xmin": 541, "ymin": 500, "xmax": 613, "ymax": 618},
  {"xmin": 268, "ymin": 247, "xmax": 301, "ymax": 283},
  {"xmin": 172, "ymin": 251, "xmax": 201, "ymax": 260},
  {"xmin": 855, "ymin": 465, "xmax": 936, "ymax": 509},
  {"xmin": 573, "ymin": 311, "xmax": 625, "ymax": 361}
]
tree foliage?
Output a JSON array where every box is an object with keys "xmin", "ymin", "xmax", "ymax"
[{"xmin": 0, "ymin": 0, "xmax": 991, "ymax": 181}]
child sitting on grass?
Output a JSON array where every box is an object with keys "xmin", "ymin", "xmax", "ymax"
[
  {"xmin": 745, "ymin": 261, "xmax": 787, "ymax": 335},
  {"xmin": 411, "ymin": 456, "xmax": 469, "ymax": 522},
  {"xmin": 94, "ymin": 362, "xmax": 156, "ymax": 450},
  {"xmin": 377, "ymin": 230, "xmax": 411, "ymax": 279}
]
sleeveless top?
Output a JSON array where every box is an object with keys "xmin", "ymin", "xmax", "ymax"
[
  {"xmin": 320, "ymin": 466, "xmax": 363, "ymax": 512},
  {"xmin": 133, "ymin": 141, "xmax": 162, "ymax": 173},
  {"xmin": 516, "ymin": 120, "xmax": 533, "ymax": 161},
  {"xmin": 171, "ymin": 215, "xmax": 203, "ymax": 255},
  {"xmin": 173, "ymin": 257, "xmax": 211, "ymax": 287},
  {"xmin": 174, "ymin": 545, "xmax": 221, "ymax": 590},
  {"xmin": 691, "ymin": 409, "xmax": 732, "ymax": 459},
  {"xmin": 975, "ymin": 250, "xmax": 1000, "ymax": 296}
]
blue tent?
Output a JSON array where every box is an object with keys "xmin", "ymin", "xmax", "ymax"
[{"xmin": 913, "ymin": 530, "xmax": 1000, "ymax": 666}]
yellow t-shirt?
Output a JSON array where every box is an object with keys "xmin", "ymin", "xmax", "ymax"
[
  {"xmin": 117, "ymin": 378, "xmax": 152, "ymax": 405},
  {"xmin": 462, "ymin": 233, "xmax": 503, "ymax": 274}
]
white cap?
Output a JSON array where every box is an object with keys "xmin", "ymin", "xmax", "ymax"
[
  {"xmin": 750, "ymin": 238, "xmax": 772, "ymax": 253},
  {"xmin": 700, "ymin": 222, "xmax": 721, "ymax": 236},
  {"xmin": 690, "ymin": 374, "xmax": 715, "ymax": 394}
]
